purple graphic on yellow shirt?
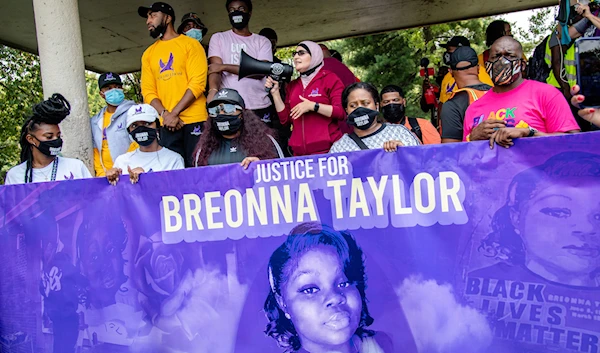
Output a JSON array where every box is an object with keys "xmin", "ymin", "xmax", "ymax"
[{"xmin": 159, "ymin": 53, "xmax": 174, "ymax": 73}]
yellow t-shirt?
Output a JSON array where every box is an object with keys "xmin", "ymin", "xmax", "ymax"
[
  {"xmin": 93, "ymin": 111, "xmax": 138, "ymax": 177},
  {"xmin": 141, "ymin": 35, "xmax": 208, "ymax": 124},
  {"xmin": 439, "ymin": 67, "xmax": 494, "ymax": 103}
]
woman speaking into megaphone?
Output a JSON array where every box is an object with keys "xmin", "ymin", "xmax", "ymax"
[{"xmin": 266, "ymin": 40, "xmax": 346, "ymax": 156}]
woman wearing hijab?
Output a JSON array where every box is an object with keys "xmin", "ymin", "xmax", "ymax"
[
  {"xmin": 5, "ymin": 94, "xmax": 92, "ymax": 185},
  {"xmin": 266, "ymin": 40, "xmax": 345, "ymax": 156}
]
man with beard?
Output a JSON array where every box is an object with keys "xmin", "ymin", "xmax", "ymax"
[
  {"xmin": 206, "ymin": 0, "xmax": 277, "ymax": 126},
  {"xmin": 464, "ymin": 37, "xmax": 580, "ymax": 148},
  {"xmin": 138, "ymin": 2, "xmax": 208, "ymax": 167},
  {"xmin": 380, "ymin": 85, "xmax": 441, "ymax": 145}
]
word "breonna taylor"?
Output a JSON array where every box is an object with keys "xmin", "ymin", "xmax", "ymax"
[{"xmin": 159, "ymin": 171, "xmax": 467, "ymax": 244}]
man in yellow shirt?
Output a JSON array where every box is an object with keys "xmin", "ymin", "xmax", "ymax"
[
  {"xmin": 439, "ymin": 36, "xmax": 494, "ymax": 104},
  {"xmin": 139, "ymin": 2, "xmax": 208, "ymax": 167},
  {"xmin": 91, "ymin": 72, "xmax": 138, "ymax": 176}
]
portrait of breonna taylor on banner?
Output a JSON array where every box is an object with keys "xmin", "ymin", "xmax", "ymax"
[
  {"xmin": 264, "ymin": 222, "xmax": 394, "ymax": 353},
  {"xmin": 465, "ymin": 151, "xmax": 600, "ymax": 352}
]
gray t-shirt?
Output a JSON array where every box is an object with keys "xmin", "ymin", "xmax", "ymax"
[{"xmin": 329, "ymin": 124, "xmax": 421, "ymax": 153}]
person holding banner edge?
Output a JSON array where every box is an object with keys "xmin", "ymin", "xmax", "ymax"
[
  {"xmin": 106, "ymin": 104, "xmax": 184, "ymax": 185},
  {"xmin": 329, "ymin": 82, "xmax": 421, "ymax": 153}
]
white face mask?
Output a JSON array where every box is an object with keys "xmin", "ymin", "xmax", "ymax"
[{"xmin": 185, "ymin": 28, "xmax": 203, "ymax": 42}]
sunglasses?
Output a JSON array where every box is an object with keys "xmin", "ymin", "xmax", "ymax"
[
  {"xmin": 293, "ymin": 50, "xmax": 309, "ymax": 57},
  {"xmin": 208, "ymin": 103, "xmax": 243, "ymax": 117}
]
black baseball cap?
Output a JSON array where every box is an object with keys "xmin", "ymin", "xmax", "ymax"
[
  {"xmin": 449, "ymin": 46, "xmax": 479, "ymax": 70},
  {"xmin": 440, "ymin": 36, "xmax": 471, "ymax": 49},
  {"xmin": 207, "ymin": 88, "xmax": 246, "ymax": 109},
  {"xmin": 138, "ymin": 2, "xmax": 175, "ymax": 19},
  {"xmin": 98, "ymin": 72, "xmax": 122, "ymax": 90},
  {"xmin": 177, "ymin": 12, "xmax": 208, "ymax": 36}
]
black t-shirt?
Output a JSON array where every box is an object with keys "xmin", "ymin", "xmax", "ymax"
[
  {"xmin": 441, "ymin": 84, "xmax": 492, "ymax": 140},
  {"xmin": 208, "ymin": 138, "xmax": 248, "ymax": 166},
  {"xmin": 206, "ymin": 136, "xmax": 280, "ymax": 166}
]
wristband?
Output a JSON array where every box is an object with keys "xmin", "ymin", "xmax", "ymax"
[
  {"xmin": 208, "ymin": 88, "xmax": 218, "ymax": 93},
  {"xmin": 466, "ymin": 134, "xmax": 471, "ymax": 142},
  {"xmin": 527, "ymin": 127, "xmax": 537, "ymax": 137},
  {"xmin": 314, "ymin": 102, "xmax": 320, "ymax": 112},
  {"xmin": 161, "ymin": 109, "xmax": 168, "ymax": 116}
]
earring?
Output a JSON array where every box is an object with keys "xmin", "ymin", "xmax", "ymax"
[{"xmin": 284, "ymin": 312, "xmax": 291, "ymax": 320}]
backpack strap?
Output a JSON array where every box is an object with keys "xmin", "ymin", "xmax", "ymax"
[
  {"xmin": 450, "ymin": 87, "xmax": 487, "ymax": 104},
  {"xmin": 348, "ymin": 132, "xmax": 370, "ymax": 150},
  {"xmin": 407, "ymin": 118, "xmax": 423, "ymax": 143}
]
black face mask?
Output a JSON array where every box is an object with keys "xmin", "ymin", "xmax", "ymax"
[
  {"xmin": 130, "ymin": 126, "xmax": 158, "ymax": 146},
  {"xmin": 229, "ymin": 11, "xmax": 250, "ymax": 30},
  {"xmin": 213, "ymin": 114, "xmax": 243, "ymax": 135},
  {"xmin": 150, "ymin": 18, "xmax": 168, "ymax": 39},
  {"xmin": 33, "ymin": 137, "xmax": 63, "ymax": 157},
  {"xmin": 382, "ymin": 104, "xmax": 406, "ymax": 124},
  {"xmin": 347, "ymin": 107, "xmax": 379, "ymax": 130}
]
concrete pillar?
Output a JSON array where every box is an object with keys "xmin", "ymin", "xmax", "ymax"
[{"xmin": 32, "ymin": 0, "xmax": 93, "ymax": 171}]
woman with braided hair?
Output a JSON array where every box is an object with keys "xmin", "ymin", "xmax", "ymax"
[{"xmin": 4, "ymin": 93, "xmax": 92, "ymax": 185}]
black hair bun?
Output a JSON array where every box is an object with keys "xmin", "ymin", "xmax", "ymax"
[{"xmin": 31, "ymin": 93, "xmax": 71, "ymax": 125}]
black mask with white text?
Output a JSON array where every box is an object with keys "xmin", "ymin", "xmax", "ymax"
[
  {"xmin": 33, "ymin": 137, "xmax": 63, "ymax": 157},
  {"xmin": 229, "ymin": 11, "xmax": 250, "ymax": 30},
  {"xmin": 130, "ymin": 126, "xmax": 158, "ymax": 146},
  {"xmin": 213, "ymin": 114, "xmax": 243, "ymax": 135},
  {"xmin": 347, "ymin": 107, "xmax": 379, "ymax": 130}
]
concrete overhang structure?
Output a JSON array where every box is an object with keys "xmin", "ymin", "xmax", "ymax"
[{"xmin": 1, "ymin": 0, "xmax": 556, "ymax": 74}]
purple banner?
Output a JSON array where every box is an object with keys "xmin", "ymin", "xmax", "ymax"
[{"xmin": 1, "ymin": 133, "xmax": 599, "ymax": 353}]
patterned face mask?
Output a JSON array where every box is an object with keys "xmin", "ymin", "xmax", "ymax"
[{"xmin": 486, "ymin": 56, "xmax": 523, "ymax": 86}]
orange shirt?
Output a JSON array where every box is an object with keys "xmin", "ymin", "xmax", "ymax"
[{"xmin": 401, "ymin": 118, "xmax": 441, "ymax": 145}]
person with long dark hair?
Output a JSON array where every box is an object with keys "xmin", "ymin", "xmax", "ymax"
[
  {"xmin": 476, "ymin": 151, "xmax": 600, "ymax": 287},
  {"xmin": 194, "ymin": 88, "xmax": 283, "ymax": 168},
  {"xmin": 4, "ymin": 93, "xmax": 92, "ymax": 185},
  {"xmin": 264, "ymin": 222, "xmax": 393, "ymax": 353}
]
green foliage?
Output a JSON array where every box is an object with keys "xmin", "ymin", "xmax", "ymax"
[
  {"xmin": 0, "ymin": 45, "xmax": 43, "ymax": 184},
  {"xmin": 0, "ymin": 45, "xmax": 144, "ymax": 185},
  {"xmin": 325, "ymin": 18, "xmax": 493, "ymax": 119},
  {"xmin": 514, "ymin": 7, "xmax": 555, "ymax": 57},
  {"xmin": 87, "ymin": 72, "xmax": 105, "ymax": 116}
]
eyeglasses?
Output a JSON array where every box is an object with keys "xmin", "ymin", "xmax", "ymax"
[
  {"xmin": 292, "ymin": 50, "xmax": 309, "ymax": 57},
  {"xmin": 208, "ymin": 103, "xmax": 243, "ymax": 117}
]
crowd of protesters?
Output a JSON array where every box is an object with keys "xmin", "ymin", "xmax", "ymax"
[{"xmin": 4, "ymin": 0, "xmax": 599, "ymax": 185}]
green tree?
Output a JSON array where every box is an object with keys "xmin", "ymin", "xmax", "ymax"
[
  {"xmin": 514, "ymin": 7, "xmax": 555, "ymax": 57},
  {"xmin": 327, "ymin": 18, "xmax": 492, "ymax": 119},
  {"xmin": 0, "ymin": 45, "xmax": 43, "ymax": 184}
]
